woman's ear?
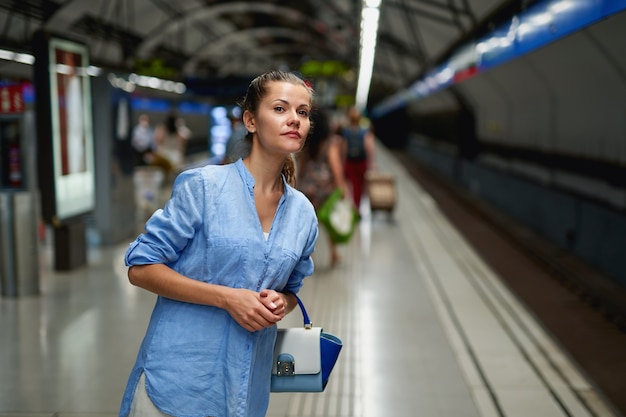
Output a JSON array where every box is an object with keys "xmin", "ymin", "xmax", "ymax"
[{"xmin": 243, "ymin": 110, "xmax": 256, "ymax": 133}]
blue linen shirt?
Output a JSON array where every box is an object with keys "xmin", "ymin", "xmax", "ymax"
[{"xmin": 119, "ymin": 159, "xmax": 318, "ymax": 417}]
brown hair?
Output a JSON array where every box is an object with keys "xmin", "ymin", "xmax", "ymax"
[{"xmin": 239, "ymin": 70, "xmax": 313, "ymax": 186}]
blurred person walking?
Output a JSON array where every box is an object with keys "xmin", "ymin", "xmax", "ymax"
[
  {"xmin": 130, "ymin": 113, "xmax": 155, "ymax": 166},
  {"xmin": 154, "ymin": 112, "xmax": 191, "ymax": 176},
  {"xmin": 341, "ymin": 106, "xmax": 375, "ymax": 211},
  {"xmin": 298, "ymin": 107, "xmax": 347, "ymax": 267},
  {"xmin": 222, "ymin": 109, "xmax": 248, "ymax": 164}
]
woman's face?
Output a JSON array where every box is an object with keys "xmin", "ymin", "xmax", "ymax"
[{"xmin": 244, "ymin": 81, "xmax": 311, "ymax": 156}]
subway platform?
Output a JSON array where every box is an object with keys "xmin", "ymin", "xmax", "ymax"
[{"xmin": 0, "ymin": 144, "xmax": 621, "ymax": 417}]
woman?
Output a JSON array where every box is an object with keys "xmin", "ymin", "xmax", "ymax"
[
  {"xmin": 298, "ymin": 108, "xmax": 346, "ymax": 267},
  {"xmin": 119, "ymin": 70, "xmax": 319, "ymax": 417}
]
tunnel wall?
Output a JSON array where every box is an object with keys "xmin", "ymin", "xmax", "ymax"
[
  {"xmin": 406, "ymin": 10, "xmax": 626, "ymax": 211},
  {"xmin": 406, "ymin": 137, "xmax": 626, "ymax": 290}
]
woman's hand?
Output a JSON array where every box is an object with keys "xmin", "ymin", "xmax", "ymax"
[
  {"xmin": 260, "ymin": 289, "xmax": 291, "ymax": 318},
  {"xmin": 224, "ymin": 288, "xmax": 287, "ymax": 332},
  {"xmin": 127, "ymin": 265, "xmax": 292, "ymax": 332}
]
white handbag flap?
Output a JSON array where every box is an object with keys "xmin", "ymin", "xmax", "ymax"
[{"xmin": 272, "ymin": 327, "xmax": 322, "ymax": 375}]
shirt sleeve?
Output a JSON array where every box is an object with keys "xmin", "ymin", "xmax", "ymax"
[{"xmin": 125, "ymin": 169, "xmax": 204, "ymax": 266}]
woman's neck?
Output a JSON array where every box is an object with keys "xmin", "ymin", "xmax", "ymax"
[{"xmin": 243, "ymin": 154, "xmax": 284, "ymax": 194}]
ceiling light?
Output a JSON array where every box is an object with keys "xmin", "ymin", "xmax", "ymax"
[{"xmin": 355, "ymin": 1, "xmax": 381, "ymax": 111}]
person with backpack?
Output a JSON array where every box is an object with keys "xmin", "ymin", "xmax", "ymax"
[{"xmin": 341, "ymin": 106, "xmax": 375, "ymax": 211}]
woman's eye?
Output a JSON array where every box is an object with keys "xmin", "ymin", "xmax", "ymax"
[
  {"xmin": 274, "ymin": 106, "xmax": 285, "ymax": 112},
  {"xmin": 299, "ymin": 109, "xmax": 309, "ymax": 117}
]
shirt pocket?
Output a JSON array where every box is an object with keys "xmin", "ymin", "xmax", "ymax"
[
  {"xmin": 205, "ymin": 237, "xmax": 248, "ymax": 286},
  {"xmin": 264, "ymin": 247, "xmax": 300, "ymax": 289}
]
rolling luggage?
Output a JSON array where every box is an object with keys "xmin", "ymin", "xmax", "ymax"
[{"xmin": 365, "ymin": 171, "xmax": 396, "ymax": 214}]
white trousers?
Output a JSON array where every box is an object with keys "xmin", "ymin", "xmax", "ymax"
[{"xmin": 128, "ymin": 373, "xmax": 172, "ymax": 417}]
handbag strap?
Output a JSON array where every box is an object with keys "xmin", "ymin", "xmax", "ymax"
[{"xmin": 292, "ymin": 293, "xmax": 313, "ymax": 329}]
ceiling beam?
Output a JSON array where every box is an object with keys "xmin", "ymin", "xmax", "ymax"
[
  {"xmin": 386, "ymin": 0, "xmax": 466, "ymax": 27},
  {"xmin": 135, "ymin": 2, "xmax": 344, "ymax": 59}
]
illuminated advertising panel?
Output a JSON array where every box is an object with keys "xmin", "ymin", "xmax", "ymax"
[
  {"xmin": 49, "ymin": 38, "xmax": 95, "ymax": 219},
  {"xmin": 34, "ymin": 33, "xmax": 95, "ymax": 223}
]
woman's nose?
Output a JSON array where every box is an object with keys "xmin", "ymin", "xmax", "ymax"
[{"xmin": 287, "ymin": 110, "xmax": 300, "ymax": 126}]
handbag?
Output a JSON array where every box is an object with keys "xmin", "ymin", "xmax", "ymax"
[
  {"xmin": 271, "ymin": 294, "xmax": 343, "ymax": 392},
  {"xmin": 316, "ymin": 188, "xmax": 359, "ymax": 244}
]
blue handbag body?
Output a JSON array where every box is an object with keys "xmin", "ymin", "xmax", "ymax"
[{"xmin": 271, "ymin": 295, "xmax": 343, "ymax": 392}]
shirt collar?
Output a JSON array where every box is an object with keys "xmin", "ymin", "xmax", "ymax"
[
  {"xmin": 234, "ymin": 158, "xmax": 289, "ymax": 197},
  {"xmin": 234, "ymin": 158, "xmax": 255, "ymax": 194}
]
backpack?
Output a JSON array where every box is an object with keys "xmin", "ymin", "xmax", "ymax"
[{"xmin": 342, "ymin": 127, "xmax": 367, "ymax": 161}]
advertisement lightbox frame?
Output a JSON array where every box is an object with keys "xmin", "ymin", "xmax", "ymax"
[{"xmin": 34, "ymin": 31, "xmax": 95, "ymax": 224}]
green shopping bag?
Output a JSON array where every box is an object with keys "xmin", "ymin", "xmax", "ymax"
[{"xmin": 316, "ymin": 188, "xmax": 359, "ymax": 244}]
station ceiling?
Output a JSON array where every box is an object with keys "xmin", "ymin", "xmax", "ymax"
[{"xmin": 0, "ymin": 0, "xmax": 519, "ymax": 106}]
